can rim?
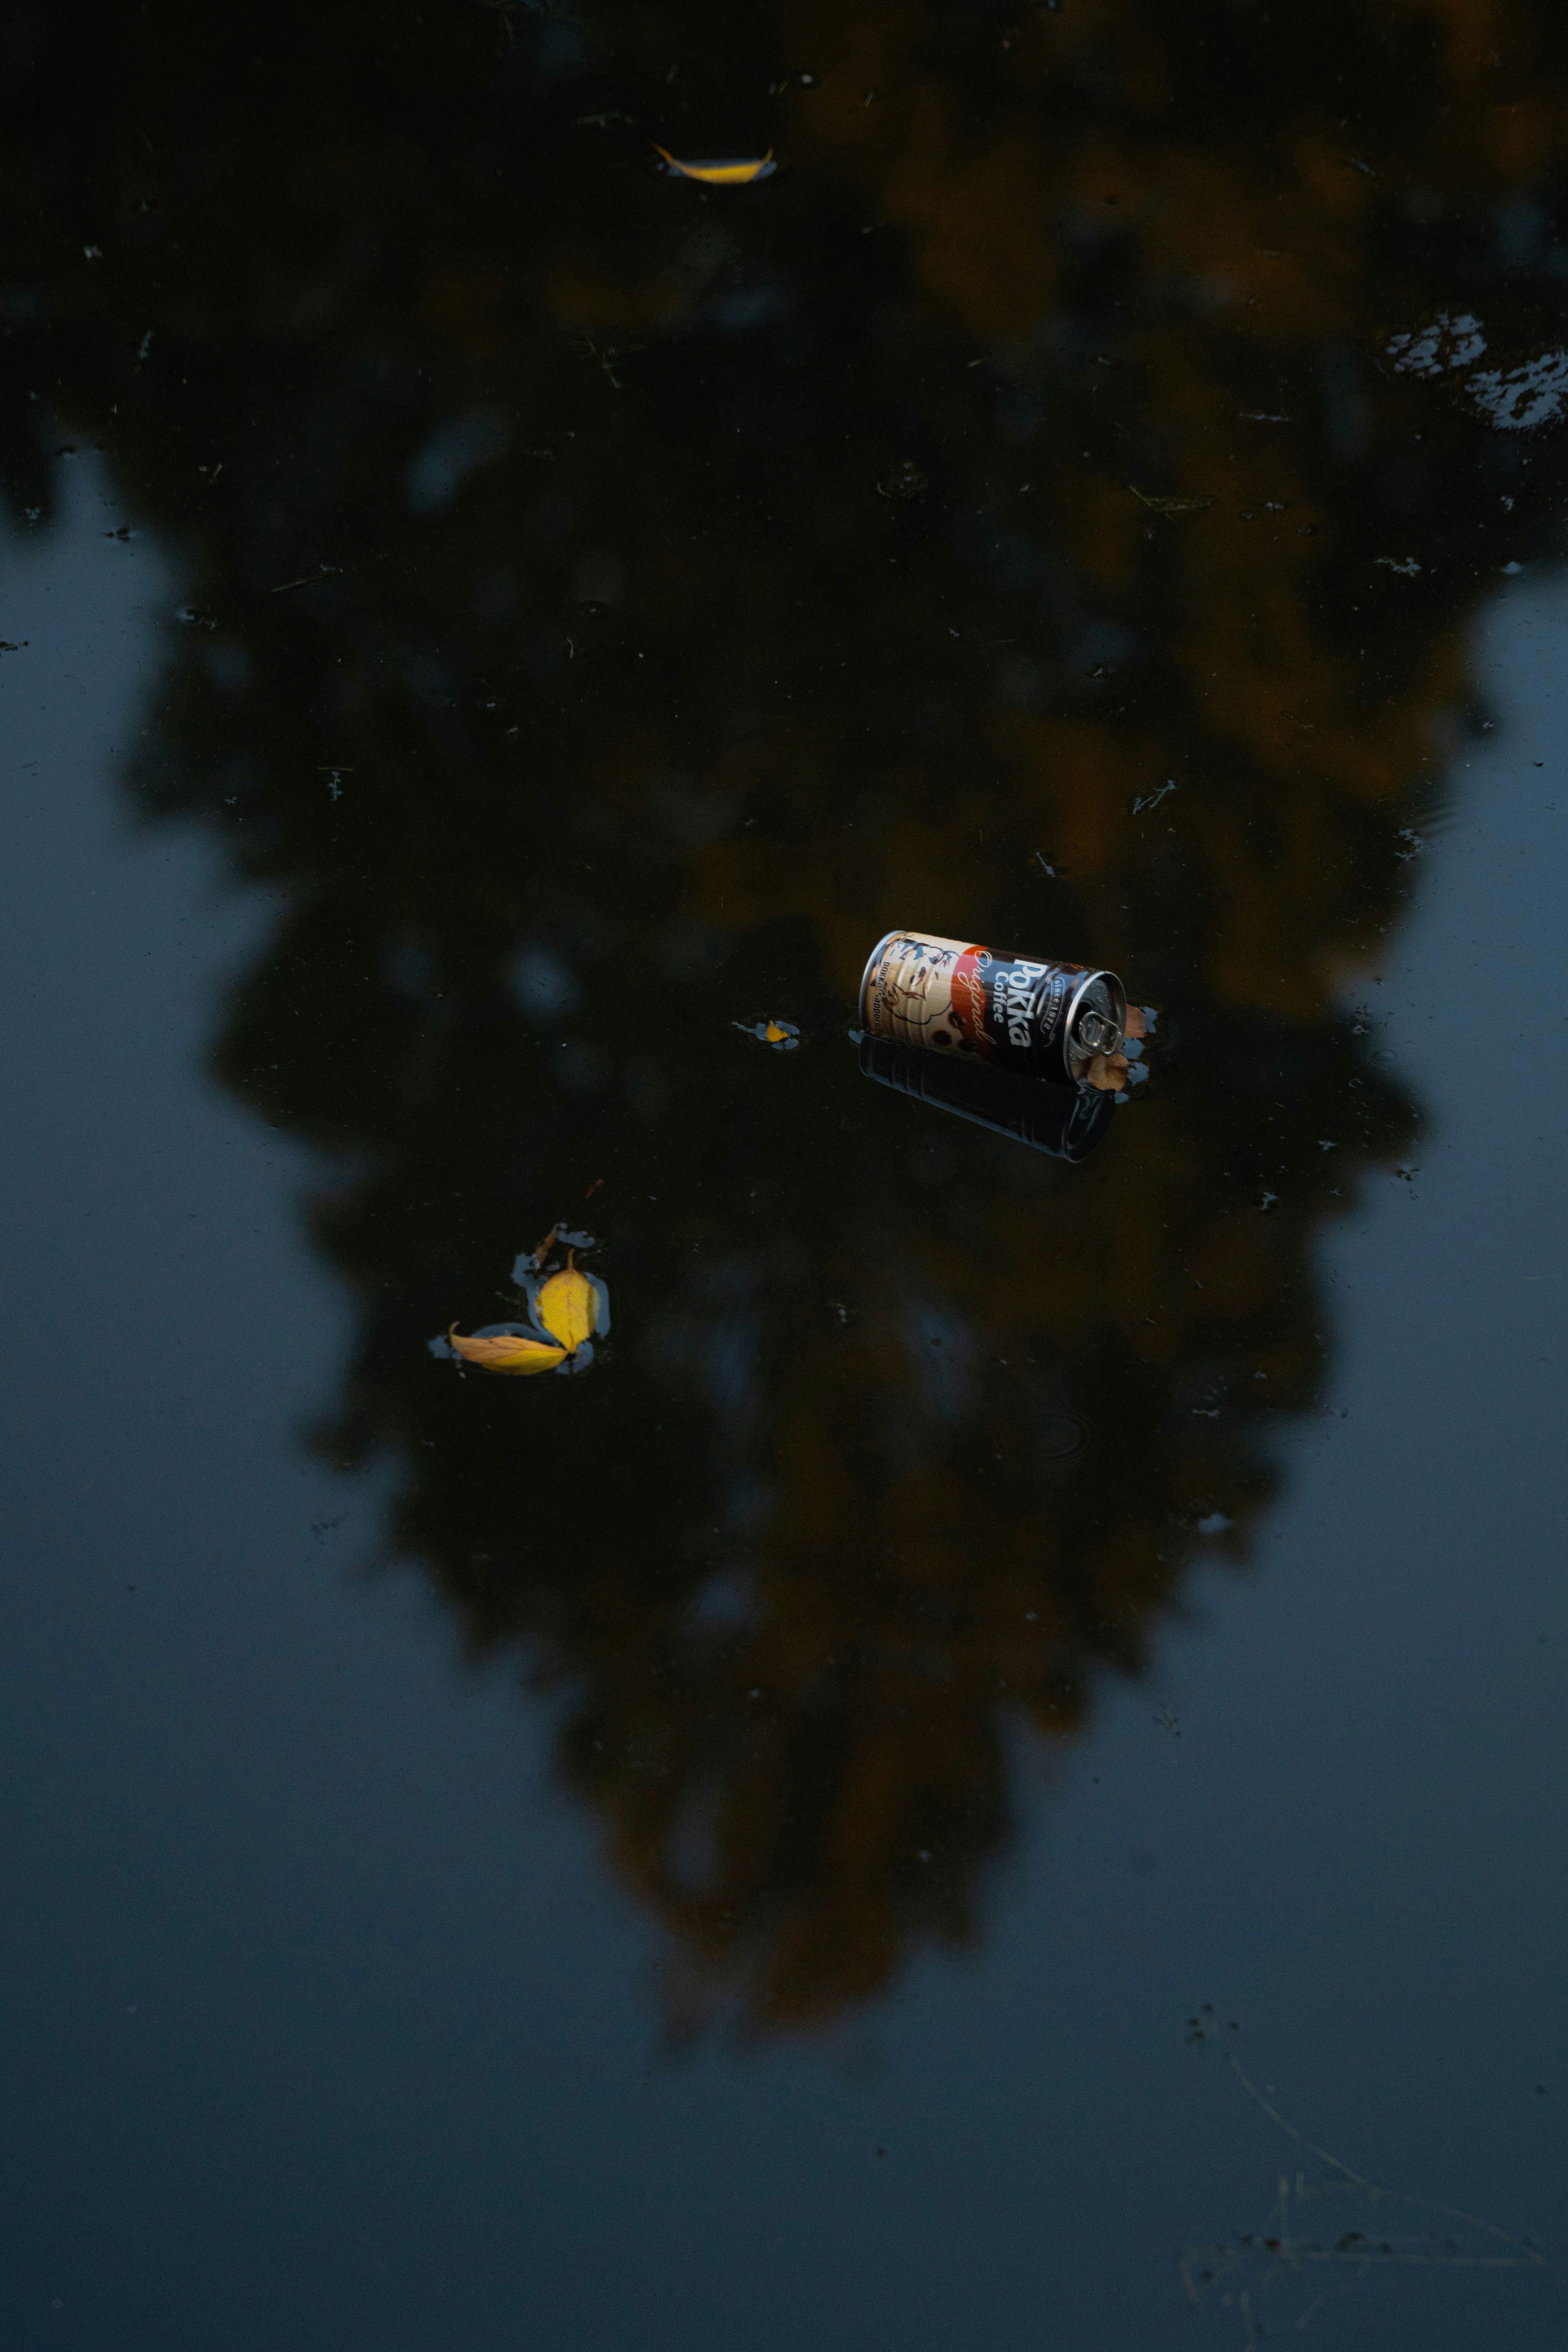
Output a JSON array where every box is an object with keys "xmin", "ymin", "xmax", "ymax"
[{"xmin": 857, "ymin": 930, "xmax": 902, "ymax": 1024}]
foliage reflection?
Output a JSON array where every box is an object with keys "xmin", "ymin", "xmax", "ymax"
[{"xmin": 6, "ymin": 0, "xmax": 1568, "ymax": 2031}]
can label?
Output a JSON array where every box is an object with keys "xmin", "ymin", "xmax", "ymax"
[{"xmin": 859, "ymin": 929, "xmax": 1125, "ymax": 1085}]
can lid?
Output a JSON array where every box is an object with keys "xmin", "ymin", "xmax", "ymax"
[
  {"xmin": 857, "ymin": 931, "xmax": 901, "ymax": 1024},
  {"xmin": 1063, "ymin": 970, "xmax": 1128, "ymax": 1076}
]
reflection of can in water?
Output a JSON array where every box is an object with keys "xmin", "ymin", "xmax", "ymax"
[
  {"xmin": 859, "ymin": 929, "xmax": 1127, "ymax": 1087},
  {"xmin": 858, "ymin": 1036, "xmax": 1114, "ymax": 1162}
]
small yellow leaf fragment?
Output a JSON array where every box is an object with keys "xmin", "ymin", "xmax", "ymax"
[
  {"xmin": 535, "ymin": 1263, "xmax": 599, "ymax": 1352},
  {"xmin": 448, "ymin": 1323, "xmax": 567, "ymax": 1376},
  {"xmin": 733, "ymin": 1017, "xmax": 800, "ymax": 1049},
  {"xmin": 653, "ymin": 145, "xmax": 776, "ymax": 184}
]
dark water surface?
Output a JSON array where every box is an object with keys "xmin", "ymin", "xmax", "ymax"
[{"xmin": 4, "ymin": 4, "xmax": 1568, "ymax": 2343}]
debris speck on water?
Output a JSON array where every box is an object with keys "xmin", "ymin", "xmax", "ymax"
[
  {"xmin": 1375, "ymin": 555, "xmax": 1422, "ymax": 575},
  {"xmin": 574, "ymin": 334, "xmax": 640, "ymax": 389},
  {"xmin": 1132, "ymin": 780, "xmax": 1176, "ymax": 814},
  {"xmin": 1182, "ymin": 2056, "xmax": 1544, "ymax": 2340},
  {"xmin": 269, "ymin": 565, "xmax": 343, "ymax": 595},
  {"xmin": 0, "ymin": 640, "xmax": 28, "ymax": 654},
  {"xmin": 1431, "ymin": 336, "xmax": 1560, "ymax": 426},
  {"xmin": 734, "ymin": 1018, "xmax": 800, "ymax": 1049},
  {"xmin": 1129, "ymin": 486, "xmax": 1215, "ymax": 516},
  {"xmin": 1184, "ymin": 2003, "xmax": 1238, "ymax": 2045},
  {"xmin": 653, "ymin": 147, "xmax": 777, "ymax": 184},
  {"xmin": 878, "ymin": 459, "xmax": 929, "ymax": 501},
  {"xmin": 1381, "ymin": 311, "xmax": 1486, "ymax": 376},
  {"xmin": 1038, "ymin": 1412, "xmax": 1088, "ymax": 1458}
]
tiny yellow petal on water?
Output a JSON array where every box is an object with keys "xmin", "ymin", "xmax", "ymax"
[
  {"xmin": 448, "ymin": 1323, "xmax": 567, "ymax": 1375},
  {"xmin": 764, "ymin": 1022, "xmax": 789, "ymax": 1042},
  {"xmin": 535, "ymin": 1264, "xmax": 597, "ymax": 1352}
]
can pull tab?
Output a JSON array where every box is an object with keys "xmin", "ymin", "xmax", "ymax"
[{"xmin": 1075, "ymin": 1007, "xmax": 1124, "ymax": 1057}]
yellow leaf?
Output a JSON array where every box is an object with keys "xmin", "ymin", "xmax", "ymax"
[
  {"xmin": 653, "ymin": 146, "xmax": 776, "ymax": 185},
  {"xmin": 535, "ymin": 1263, "xmax": 598, "ymax": 1352},
  {"xmin": 448, "ymin": 1323, "xmax": 566, "ymax": 1375}
]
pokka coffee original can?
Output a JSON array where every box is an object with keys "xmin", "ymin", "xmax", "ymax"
[{"xmin": 859, "ymin": 929, "xmax": 1127, "ymax": 1087}]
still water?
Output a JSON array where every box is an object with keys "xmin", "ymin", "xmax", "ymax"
[{"xmin": 3, "ymin": 3, "xmax": 1568, "ymax": 2343}]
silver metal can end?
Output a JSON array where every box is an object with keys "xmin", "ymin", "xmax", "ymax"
[
  {"xmin": 1062, "ymin": 969, "xmax": 1128, "ymax": 1078},
  {"xmin": 858, "ymin": 930, "xmax": 901, "ymax": 1025}
]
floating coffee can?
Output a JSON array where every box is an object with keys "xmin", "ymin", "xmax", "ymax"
[
  {"xmin": 859, "ymin": 1036, "xmax": 1114, "ymax": 1162},
  {"xmin": 860, "ymin": 929, "xmax": 1127, "ymax": 1087}
]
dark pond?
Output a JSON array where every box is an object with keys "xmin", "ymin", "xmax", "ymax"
[{"xmin": 4, "ymin": 2, "xmax": 1568, "ymax": 2343}]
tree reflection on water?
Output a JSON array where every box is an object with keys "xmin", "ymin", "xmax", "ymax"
[{"xmin": 6, "ymin": 0, "xmax": 1568, "ymax": 2030}]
